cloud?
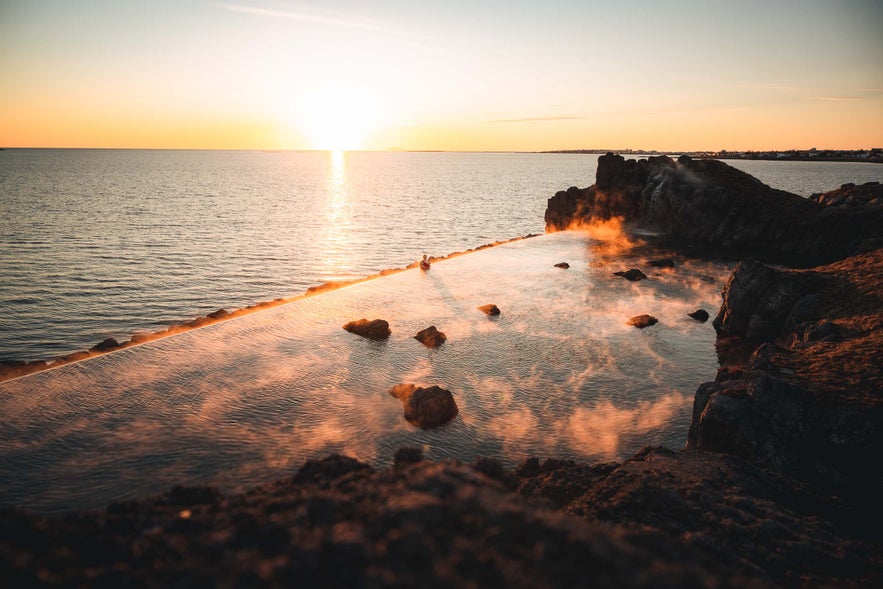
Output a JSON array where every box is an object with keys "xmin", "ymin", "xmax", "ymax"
[
  {"xmin": 808, "ymin": 96, "xmax": 861, "ymax": 102},
  {"xmin": 213, "ymin": 3, "xmax": 391, "ymax": 32},
  {"xmin": 491, "ymin": 115, "xmax": 587, "ymax": 124}
]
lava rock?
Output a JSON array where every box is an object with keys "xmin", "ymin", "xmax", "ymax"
[
  {"xmin": 687, "ymin": 309, "xmax": 710, "ymax": 322},
  {"xmin": 414, "ymin": 325, "xmax": 446, "ymax": 348},
  {"xmin": 613, "ymin": 269, "xmax": 647, "ymax": 281},
  {"xmin": 388, "ymin": 384, "xmax": 459, "ymax": 428},
  {"xmin": 477, "ymin": 304, "xmax": 501, "ymax": 316},
  {"xmin": 627, "ymin": 314, "xmax": 658, "ymax": 328},
  {"xmin": 342, "ymin": 319, "xmax": 391, "ymax": 340}
]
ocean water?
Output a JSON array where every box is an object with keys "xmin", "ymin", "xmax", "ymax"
[{"xmin": 2, "ymin": 149, "xmax": 880, "ymax": 363}]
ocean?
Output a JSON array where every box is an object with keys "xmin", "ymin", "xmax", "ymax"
[{"xmin": 2, "ymin": 149, "xmax": 880, "ymax": 363}]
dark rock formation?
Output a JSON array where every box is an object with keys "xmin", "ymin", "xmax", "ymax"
[
  {"xmin": 206, "ymin": 308, "xmax": 230, "ymax": 320},
  {"xmin": 477, "ymin": 304, "xmax": 500, "ymax": 316},
  {"xmin": 342, "ymin": 318, "xmax": 391, "ymax": 340},
  {"xmin": 388, "ymin": 384, "xmax": 459, "ymax": 428},
  {"xmin": 554, "ymin": 262, "xmax": 570, "ymax": 269},
  {"xmin": 613, "ymin": 269, "xmax": 647, "ymax": 281},
  {"xmin": 545, "ymin": 153, "xmax": 883, "ymax": 266},
  {"xmin": 690, "ymin": 249, "xmax": 883, "ymax": 496},
  {"xmin": 3, "ymin": 451, "xmax": 879, "ymax": 587},
  {"xmin": 414, "ymin": 325, "xmax": 446, "ymax": 348},
  {"xmin": 687, "ymin": 309, "xmax": 709, "ymax": 322},
  {"xmin": 627, "ymin": 314, "xmax": 658, "ymax": 328}
]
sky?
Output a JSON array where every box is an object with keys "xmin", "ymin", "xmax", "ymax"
[{"xmin": 1, "ymin": 0, "xmax": 882, "ymax": 151}]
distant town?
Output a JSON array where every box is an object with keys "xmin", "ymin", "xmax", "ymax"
[{"xmin": 544, "ymin": 148, "xmax": 883, "ymax": 163}]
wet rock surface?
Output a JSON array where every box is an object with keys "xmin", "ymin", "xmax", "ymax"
[
  {"xmin": 342, "ymin": 318, "xmax": 392, "ymax": 340},
  {"xmin": 687, "ymin": 309, "xmax": 709, "ymax": 322},
  {"xmin": 627, "ymin": 314, "xmax": 658, "ymax": 328},
  {"xmin": 413, "ymin": 325, "xmax": 447, "ymax": 348},
  {"xmin": 554, "ymin": 261, "xmax": 570, "ymax": 269},
  {"xmin": 613, "ymin": 268, "xmax": 648, "ymax": 281},
  {"xmin": 477, "ymin": 304, "xmax": 501, "ymax": 316},
  {"xmin": 388, "ymin": 384, "xmax": 459, "ymax": 428}
]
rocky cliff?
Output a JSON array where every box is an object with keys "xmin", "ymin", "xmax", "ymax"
[{"xmin": 545, "ymin": 153, "xmax": 883, "ymax": 266}]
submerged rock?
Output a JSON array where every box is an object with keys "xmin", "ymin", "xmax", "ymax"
[
  {"xmin": 388, "ymin": 384, "xmax": 459, "ymax": 428},
  {"xmin": 627, "ymin": 314, "xmax": 658, "ymax": 328},
  {"xmin": 554, "ymin": 262, "xmax": 570, "ymax": 269},
  {"xmin": 613, "ymin": 269, "xmax": 647, "ymax": 281},
  {"xmin": 414, "ymin": 325, "xmax": 446, "ymax": 348},
  {"xmin": 687, "ymin": 309, "xmax": 709, "ymax": 322},
  {"xmin": 477, "ymin": 304, "xmax": 501, "ymax": 316},
  {"xmin": 342, "ymin": 318, "xmax": 391, "ymax": 340}
]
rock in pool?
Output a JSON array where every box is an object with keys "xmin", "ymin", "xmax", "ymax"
[
  {"xmin": 342, "ymin": 318, "xmax": 391, "ymax": 340},
  {"xmin": 414, "ymin": 325, "xmax": 446, "ymax": 348},
  {"xmin": 614, "ymin": 269, "xmax": 648, "ymax": 281},
  {"xmin": 388, "ymin": 384, "xmax": 459, "ymax": 428},
  {"xmin": 478, "ymin": 304, "xmax": 501, "ymax": 316},
  {"xmin": 687, "ymin": 309, "xmax": 710, "ymax": 322},
  {"xmin": 628, "ymin": 314, "xmax": 658, "ymax": 328},
  {"xmin": 554, "ymin": 262, "xmax": 570, "ymax": 269}
]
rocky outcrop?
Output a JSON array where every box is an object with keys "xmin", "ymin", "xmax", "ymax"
[
  {"xmin": 388, "ymin": 384, "xmax": 459, "ymax": 428},
  {"xmin": 342, "ymin": 318, "xmax": 391, "ymax": 340},
  {"xmin": 414, "ymin": 325, "xmax": 446, "ymax": 348},
  {"xmin": 810, "ymin": 181, "xmax": 882, "ymax": 208},
  {"xmin": 545, "ymin": 153, "xmax": 883, "ymax": 266},
  {"xmin": 687, "ymin": 309, "xmax": 709, "ymax": 322},
  {"xmin": 689, "ymin": 249, "xmax": 883, "ymax": 497}
]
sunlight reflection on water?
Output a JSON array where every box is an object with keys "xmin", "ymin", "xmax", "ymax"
[{"xmin": 0, "ymin": 231, "xmax": 732, "ymax": 511}]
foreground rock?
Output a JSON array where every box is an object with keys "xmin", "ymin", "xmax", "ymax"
[
  {"xmin": 627, "ymin": 314, "xmax": 658, "ymax": 328},
  {"xmin": 545, "ymin": 153, "xmax": 883, "ymax": 266},
  {"xmin": 342, "ymin": 318, "xmax": 391, "ymax": 340},
  {"xmin": 3, "ymin": 451, "xmax": 879, "ymax": 587},
  {"xmin": 388, "ymin": 384, "xmax": 459, "ymax": 428},
  {"xmin": 690, "ymin": 249, "xmax": 883, "ymax": 497},
  {"xmin": 414, "ymin": 325, "xmax": 446, "ymax": 348},
  {"xmin": 554, "ymin": 262, "xmax": 570, "ymax": 269},
  {"xmin": 477, "ymin": 304, "xmax": 500, "ymax": 316}
]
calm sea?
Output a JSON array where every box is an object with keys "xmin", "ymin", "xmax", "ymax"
[{"xmin": 2, "ymin": 149, "xmax": 881, "ymax": 362}]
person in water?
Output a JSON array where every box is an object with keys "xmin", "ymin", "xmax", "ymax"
[{"xmin": 420, "ymin": 255, "xmax": 431, "ymax": 270}]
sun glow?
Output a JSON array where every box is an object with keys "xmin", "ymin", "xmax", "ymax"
[{"xmin": 294, "ymin": 85, "xmax": 385, "ymax": 151}]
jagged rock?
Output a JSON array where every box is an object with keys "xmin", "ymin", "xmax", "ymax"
[
  {"xmin": 414, "ymin": 325, "xmax": 446, "ymax": 348},
  {"xmin": 545, "ymin": 153, "xmax": 883, "ymax": 266},
  {"xmin": 388, "ymin": 384, "xmax": 459, "ymax": 428},
  {"xmin": 627, "ymin": 314, "xmax": 658, "ymax": 328},
  {"xmin": 477, "ymin": 304, "xmax": 500, "ymax": 316},
  {"xmin": 613, "ymin": 269, "xmax": 647, "ymax": 281},
  {"xmin": 647, "ymin": 257, "xmax": 675, "ymax": 268},
  {"xmin": 691, "ymin": 249, "xmax": 883, "ymax": 494},
  {"xmin": 687, "ymin": 309, "xmax": 710, "ymax": 322},
  {"xmin": 206, "ymin": 308, "xmax": 230, "ymax": 320},
  {"xmin": 342, "ymin": 318, "xmax": 391, "ymax": 340},
  {"xmin": 810, "ymin": 181, "xmax": 882, "ymax": 208},
  {"xmin": 554, "ymin": 262, "xmax": 570, "ymax": 269}
]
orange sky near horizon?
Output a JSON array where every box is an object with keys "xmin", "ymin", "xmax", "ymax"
[{"xmin": 1, "ymin": 1, "xmax": 881, "ymax": 151}]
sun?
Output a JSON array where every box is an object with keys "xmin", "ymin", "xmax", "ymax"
[{"xmin": 295, "ymin": 84, "xmax": 383, "ymax": 151}]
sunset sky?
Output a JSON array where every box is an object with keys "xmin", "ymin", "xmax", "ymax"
[{"xmin": 1, "ymin": 0, "xmax": 881, "ymax": 151}]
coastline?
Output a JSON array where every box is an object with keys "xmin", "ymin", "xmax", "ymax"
[{"xmin": 0, "ymin": 233, "xmax": 540, "ymax": 383}]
